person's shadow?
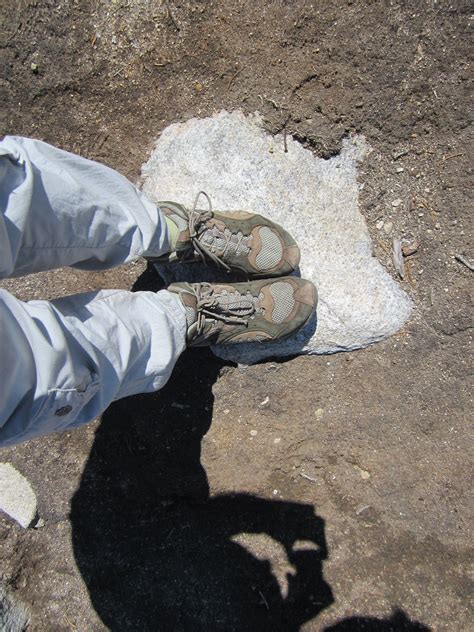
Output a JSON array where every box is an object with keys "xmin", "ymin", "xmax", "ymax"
[
  {"xmin": 70, "ymin": 265, "xmax": 430, "ymax": 631},
  {"xmin": 70, "ymin": 336, "xmax": 334, "ymax": 630}
]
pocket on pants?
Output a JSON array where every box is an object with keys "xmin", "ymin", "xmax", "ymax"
[{"xmin": 31, "ymin": 375, "xmax": 101, "ymax": 435}]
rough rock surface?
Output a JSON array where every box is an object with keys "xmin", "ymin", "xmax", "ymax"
[
  {"xmin": 142, "ymin": 111, "xmax": 412, "ymax": 363},
  {"xmin": 0, "ymin": 463, "xmax": 37, "ymax": 529},
  {"xmin": 0, "ymin": 584, "xmax": 29, "ymax": 632}
]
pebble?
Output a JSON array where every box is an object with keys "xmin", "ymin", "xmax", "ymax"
[
  {"xmin": 376, "ymin": 220, "xmax": 384, "ymax": 230},
  {"xmin": 273, "ymin": 437, "xmax": 281, "ymax": 444},
  {"xmin": 315, "ymin": 408, "xmax": 324, "ymax": 419},
  {"xmin": 250, "ymin": 429, "xmax": 258, "ymax": 436},
  {"xmin": 0, "ymin": 463, "xmax": 37, "ymax": 528},
  {"xmin": 435, "ymin": 222, "xmax": 441, "ymax": 230},
  {"xmin": 383, "ymin": 221, "xmax": 393, "ymax": 234},
  {"xmin": 391, "ymin": 198, "xmax": 402, "ymax": 208},
  {"xmin": 353, "ymin": 464, "xmax": 371, "ymax": 479},
  {"xmin": 396, "ymin": 167, "xmax": 404, "ymax": 173}
]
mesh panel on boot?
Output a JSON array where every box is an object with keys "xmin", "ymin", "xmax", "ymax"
[
  {"xmin": 255, "ymin": 227, "xmax": 283, "ymax": 270},
  {"xmin": 185, "ymin": 306, "xmax": 197, "ymax": 327},
  {"xmin": 269, "ymin": 282, "xmax": 295, "ymax": 323}
]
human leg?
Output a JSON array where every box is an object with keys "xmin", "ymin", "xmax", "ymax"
[
  {"xmin": 0, "ymin": 137, "xmax": 314, "ymax": 447},
  {"xmin": 0, "ymin": 288, "xmax": 186, "ymax": 447},
  {"xmin": 0, "ymin": 135, "xmax": 172, "ymax": 278}
]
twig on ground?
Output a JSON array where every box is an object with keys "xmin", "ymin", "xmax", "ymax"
[
  {"xmin": 300, "ymin": 472, "xmax": 318, "ymax": 483},
  {"xmin": 378, "ymin": 240, "xmax": 391, "ymax": 256},
  {"xmin": 392, "ymin": 149, "xmax": 409, "ymax": 160},
  {"xmin": 438, "ymin": 152, "xmax": 465, "ymax": 164},
  {"xmin": 405, "ymin": 258, "xmax": 416, "ymax": 289},
  {"xmin": 258, "ymin": 591, "xmax": 270, "ymax": 610},
  {"xmin": 455, "ymin": 254, "xmax": 474, "ymax": 271},
  {"xmin": 226, "ymin": 67, "xmax": 242, "ymax": 91},
  {"xmin": 166, "ymin": 2, "xmax": 180, "ymax": 31},
  {"xmin": 392, "ymin": 238, "xmax": 405, "ymax": 279},
  {"xmin": 258, "ymin": 94, "xmax": 288, "ymax": 110},
  {"xmin": 112, "ymin": 61, "xmax": 131, "ymax": 77}
]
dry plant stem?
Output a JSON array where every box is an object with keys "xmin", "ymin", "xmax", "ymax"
[{"xmin": 454, "ymin": 254, "xmax": 474, "ymax": 271}]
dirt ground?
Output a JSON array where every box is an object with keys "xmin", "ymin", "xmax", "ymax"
[{"xmin": 0, "ymin": 1, "xmax": 472, "ymax": 630}]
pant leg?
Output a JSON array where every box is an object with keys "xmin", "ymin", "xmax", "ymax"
[
  {"xmin": 0, "ymin": 136, "xmax": 186, "ymax": 446},
  {"xmin": 0, "ymin": 288, "xmax": 187, "ymax": 447},
  {"xmin": 0, "ymin": 135, "xmax": 171, "ymax": 278}
]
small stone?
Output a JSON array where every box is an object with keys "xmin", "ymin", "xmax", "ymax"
[
  {"xmin": 250, "ymin": 429, "xmax": 258, "ymax": 436},
  {"xmin": 0, "ymin": 463, "xmax": 37, "ymax": 528},
  {"xmin": 383, "ymin": 221, "xmax": 393, "ymax": 234},
  {"xmin": 223, "ymin": 408, "xmax": 230, "ymax": 415},
  {"xmin": 273, "ymin": 437, "xmax": 281, "ymax": 444},
  {"xmin": 376, "ymin": 220, "xmax": 384, "ymax": 230},
  {"xmin": 258, "ymin": 396, "xmax": 270, "ymax": 408},
  {"xmin": 401, "ymin": 240, "xmax": 420, "ymax": 257},
  {"xmin": 315, "ymin": 408, "xmax": 324, "ymax": 419},
  {"xmin": 30, "ymin": 62, "xmax": 38, "ymax": 73},
  {"xmin": 353, "ymin": 464, "xmax": 371, "ymax": 479},
  {"xmin": 435, "ymin": 222, "xmax": 441, "ymax": 230},
  {"xmin": 391, "ymin": 198, "xmax": 402, "ymax": 208},
  {"xmin": 396, "ymin": 167, "xmax": 404, "ymax": 173}
]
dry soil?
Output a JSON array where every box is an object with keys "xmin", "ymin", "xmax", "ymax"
[{"xmin": 0, "ymin": 1, "xmax": 472, "ymax": 631}]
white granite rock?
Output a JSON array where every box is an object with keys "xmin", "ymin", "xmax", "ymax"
[
  {"xmin": 0, "ymin": 463, "xmax": 37, "ymax": 528},
  {"xmin": 141, "ymin": 111, "xmax": 412, "ymax": 363}
]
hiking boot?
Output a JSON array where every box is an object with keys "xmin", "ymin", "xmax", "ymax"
[
  {"xmin": 152, "ymin": 192, "xmax": 300, "ymax": 277},
  {"xmin": 168, "ymin": 277, "xmax": 316, "ymax": 346}
]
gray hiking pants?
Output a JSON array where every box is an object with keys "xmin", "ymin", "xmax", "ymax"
[{"xmin": 0, "ymin": 136, "xmax": 187, "ymax": 447}]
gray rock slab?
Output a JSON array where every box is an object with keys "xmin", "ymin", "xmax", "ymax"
[
  {"xmin": 0, "ymin": 584, "xmax": 29, "ymax": 632},
  {"xmin": 0, "ymin": 463, "xmax": 37, "ymax": 528},
  {"xmin": 141, "ymin": 110, "xmax": 412, "ymax": 363}
]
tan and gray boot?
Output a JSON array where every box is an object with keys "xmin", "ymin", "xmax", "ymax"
[
  {"xmin": 168, "ymin": 277, "xmax": 316, "ymax": 346},
  {"xmin": 152, "ymin": 192, "xmax": 300, "ymax": 278}
]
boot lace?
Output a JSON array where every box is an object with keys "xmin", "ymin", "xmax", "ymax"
[
  {"xmin": 187, "ymin": 192, "xmax": 252, "ymax": 272},
  {"xmin": 190, "ymin": 283, "xmax": 264, "ymax": 338}
]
